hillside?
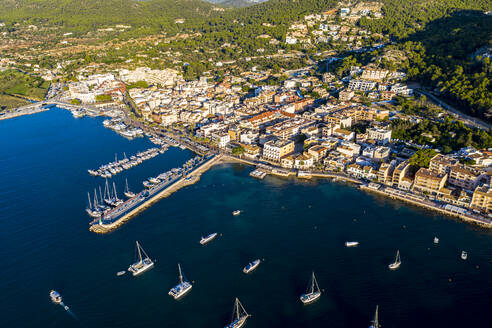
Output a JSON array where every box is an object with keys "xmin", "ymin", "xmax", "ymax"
[{"xmin": 0, "ymin": 0, "xmax": 217, "ymax": 33}]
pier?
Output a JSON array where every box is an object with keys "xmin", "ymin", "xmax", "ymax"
[{"xmin": 89, "ymin": 155, "xmax": 222, "ymax": 233}]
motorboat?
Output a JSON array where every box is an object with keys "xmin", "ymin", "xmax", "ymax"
[
  {"xmin": 50, "ymin": 290, "xmax": 62, "ymax": 304},
  {"xmin": 243, "ymin": 259, "xmax": 260, "ymax": 274},
  {"xmin": 345, "ymin": 241, "xmax": 359, "ymax": 247},
  {"xmin": 200, "ymin": 233, "xmax": 218, "ymax": 245}
]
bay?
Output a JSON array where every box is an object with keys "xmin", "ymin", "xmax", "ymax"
[{"xmin": 0, "ymin": 108, "xmax": 490, "ymax": 328}]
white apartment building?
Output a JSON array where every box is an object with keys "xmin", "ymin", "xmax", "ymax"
[
  {"xmin": 348, "ymin": 79, "xmax": 377, "ymax": 91},
  {"xmin": 367, "ymin": 127, "xmax": 392, "ymax": 145}
]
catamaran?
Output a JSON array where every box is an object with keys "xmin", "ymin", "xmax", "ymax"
[
  {"xmin": 388, "ymin": 250, "xmax": 401, "ymax": 270},
  {"xmin": 224, "ymin": 298, "xmax": 250, "ymax": 328},
  {"xmin": 168, "ymin": 263, "xmax": 192, "ymax": 299},
  {"xmin": 200, "ymin": 233, "xmax": 218, "ymax": 245},
  {"xmin": 369, "ymin": 305, "xmax": 380, "ymax": 328},
  {"xmin": 124, "ymin": 178, "xmax": 136, "ymax": 198},
  {"xmin": 300, "ymin": 271, "xmax": 321, "ymax": 304},
  {"xmin": 128, "ymin": 241, "xmax": 154, "ymax": 276},
  {"xmin": 345, "ymin": 241, "xmax": 359, "ymax": 247},
  {"xmin": 243, "ymin": 259, "xmax": 260, "ymax": 274}
]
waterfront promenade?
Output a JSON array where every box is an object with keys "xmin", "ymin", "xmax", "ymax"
[
  {"xmin": 90, "ymin": 155, "xmax": 223, "ymax": 233},
  {"xmin": 0, "ymin": 103, "xmax": 48, "ymax": 120}
]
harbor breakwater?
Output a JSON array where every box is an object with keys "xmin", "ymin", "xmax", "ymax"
[{"xmin": 89, "ymin": 155, "xmax": 223, "ymax": 233}]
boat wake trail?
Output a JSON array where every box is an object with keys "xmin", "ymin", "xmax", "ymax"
[{"xmin": 60, "ymin": 302, "xmax": 78, "ymax": 320}]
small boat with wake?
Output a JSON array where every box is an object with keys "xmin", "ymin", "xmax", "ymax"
[
  {"xmin": 345, "ymin": 241, "xmax": 359, "ymax": 247},
  {"xmin": 232, "ymin": 210, "xmax": 241, "ymax": 216},
  {"xmin": 50, "ymin": 290, "xmax": 62, "ymax": 304}
]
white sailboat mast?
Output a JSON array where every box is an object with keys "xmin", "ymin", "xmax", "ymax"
[
  {"xmin": 136, "ymin": 241, "xmax": 143, "ymax": 263},
  {"xmin": 178, "ymin": 264, "xmax": 183, "ymax": 283}
]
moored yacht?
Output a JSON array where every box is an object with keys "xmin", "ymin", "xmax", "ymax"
[
  {"xmin": 461, "ymin": 251, "xmax": 467, "ymax": 260},
  {"xmin": 300, "ymin": 272, "xmax": 321, "ymax": 304},
  {"xmin": 168, "ymin": 263, "xmax": 192, "ymax": 300},
  {"xmin": 434, "ymin": 237, "xmax": 439, "ymax": 244},
  {"xmin": 50, "ymin": 290, "xmax": 62, "ymax": 304},
  {"xmin": 200, "ymin": 233, "xmax": 218, "ymax": 245},
  {"xmin": 124, "ymin": 178, "xmax": 136, "ymax": 198},
  {"xmin": 224, "ymin": 298, "xmax": 250, "ymax": 328},
  {"xmin": 128, "ymin": 241, "xmax": 154, "ymax": 276},
  {"xmin": 388, "ymin": 250, "xmax": 401, "ymax": 270},
  {"xmin": 243, "ymin": 259, "xmax": 260, "ymax": 274}
]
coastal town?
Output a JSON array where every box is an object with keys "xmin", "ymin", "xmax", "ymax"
[
  {"xmin": 10, "ymin": 57, "xmax": 489, "ymax": 231},
  {"xmin": 2, "ymin": 4, "xmax": 492, "ymax": 230}
]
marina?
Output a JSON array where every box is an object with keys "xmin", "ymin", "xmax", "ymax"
[
  {"xmin": 89, "ymin": 154, "xmax": 221, "ymax": 233},
  {"xmin": 87, "ymin": 147, "xmax": 167, "ymax": 178},
  {"xmin": 102, "ymin": 118, "xmax": 144, "ymax": 139}
]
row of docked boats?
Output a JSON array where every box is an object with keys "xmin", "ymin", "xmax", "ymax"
[
  {"xmin": 86, "ymin": 155, "xmax": 209, "ymax": 221},
  {"xmin": 86, "ymin": 179, "xmax": 135, "ymax": 218},
  {"xmin": 88, "ymin": 147, "xmax": 166, "ymax": 178},
  {"xmin": 142, "ymin": 155, "xmax": 204, "ymax": 188},
  {"xmin": 102, "ymin": 118, "xmax": 144, "ymax": 139}
]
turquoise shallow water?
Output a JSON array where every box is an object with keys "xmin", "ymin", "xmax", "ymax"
[{"xmin": 0, "ymin": 108, "xmax": 491, "ymax": 328}]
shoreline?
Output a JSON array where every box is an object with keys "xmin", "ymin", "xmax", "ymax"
[{"xmin": 223, "ymin": 155, "xmax": 492, "ymax": 229}]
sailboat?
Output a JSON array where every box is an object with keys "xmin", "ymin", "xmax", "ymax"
[
  {"xmin": 103, "ymin": 180, "xmax": 114, "ymax": 206},
  {"xmin": 112, "ymin": 182, "xmax": 123, "ymax": 206},
  {"xmin": 224, "ymin": 298, "xmax": 251, "ymax": 328},
  {"xmin": 128, "ymin": 241, "xmax": 154, "ymax": 276},
  {"xmin": 168, "ymin": 263, "xmax": 192, "ymax": 299},
  {"xmin": 300, "ymin": 272, "xmax": 321, "ymax": 304},
  {"xmin": 86, "ymin": 191, "xmax": 101, "ymax": 218},
  {"xmin": 124, "ymin": 178, "xmax": 136, "ymax": 198},
  {"xmin": 388, "ymin": 250, "xmax": 401, "ymax": 270},
  {"xmin": 369, "ymin": 305, "xmax": 380, "ymax": 328}
]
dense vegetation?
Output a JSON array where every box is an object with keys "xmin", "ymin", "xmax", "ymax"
[
  {"xmin": 391, "ymin": 118, "xmax": 492, "ymax": 153},
  {"xmin": 360, "ymin": 1, "xmax": 492, "ymax": 121},
  {"xmin": 0, "ymin": 69, "xmax": 50, "ymax": 100},
  {"xmin": 0, "ymin": 0, "xmax": 216, "ymax": 35}
]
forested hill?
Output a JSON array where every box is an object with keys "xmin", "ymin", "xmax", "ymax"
[{"xmin": 0, "ymin": 0, "xmax": 216, "ymax": 32}]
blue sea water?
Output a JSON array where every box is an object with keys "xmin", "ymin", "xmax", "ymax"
[{"xmin": 0, "ymin": 108, "xmax": 491, "ymax": 328}]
